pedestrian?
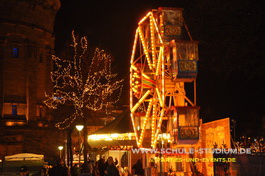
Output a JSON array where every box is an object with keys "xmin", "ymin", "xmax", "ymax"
[
  {"xmin": 98, "ymin": 158, "xmax": 106, "ymax": 176},
  {"xmin": 70, "ymin": 164, "xmax": 79, "ymax": 176},
  {"xmin": 90, "ymin": 160, "xmax": 95, "ymax": 176},
  {"xmin": 48, "ymin": 158, "xmax": 69, "ymax": 176},
  {"xmin": 81, "ymin": 161, "xmax": 90, "ymax": 174},
  {"xmin": 114, "ymin": 158, "xmax": 118, "ymax": 166},
  {"xmin": 19, "ymin": 166, "xmax": 29, "ymax": 176},
  {"xmin": 132, "ymin": 159, "xmax": 144, "ymax": 176},
  {"xmin": 104, "ymin": 156, "xmax": 119, "ymax": 176}
]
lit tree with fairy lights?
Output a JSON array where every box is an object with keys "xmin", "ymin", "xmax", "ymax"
[
  {"xmin": 44, "ymin": 31, "xmax": 123, "ymax": 169},
  {"xmin": 44, "ymin": 31, "xmax": 123, "ymax": 130}
]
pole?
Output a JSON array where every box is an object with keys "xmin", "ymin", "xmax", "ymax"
[
  {"xmin": 67, "ymin": 128, "xmax": 73, "ymax": 168},
  {"xmin": 78, "ymin": 131, "xmax": 81, "ymax": 167},
  {"xmin": 83, "ymin": 116, "xmax": 89, "ymax": 173}
]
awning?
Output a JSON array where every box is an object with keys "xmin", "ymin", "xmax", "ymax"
[
  {"xmin": 94, "ymin": 109, "xmax": 134, "ymax": 134},
  {"xmin": 88, "ymin": 140, "xmax": 137, "ymax": 149},
  {"xmin": 5, "ymin": 153, "xmax": 44, "ymax": 161}
]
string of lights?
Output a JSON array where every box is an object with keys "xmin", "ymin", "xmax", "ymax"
[{"xmin": 44, "ymin": 31, "xmax": 123, "ymax": 130}]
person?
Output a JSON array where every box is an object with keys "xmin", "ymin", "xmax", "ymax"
[
  {"xmin": 48, "ymin": 158, "xmax": 69, "ymax": 176},
  {"xmin": 81, "ymin": 161, "xmax": 90, "ymax": 174},
  {"xmin": 70, "ymin": 164, "xmax": 79, "ymax": 176},
  {"xmin": 132, "ymin": 159, "xmax": 144, "ymax": 176},
  {"xmin": 90, "ymin": 160, "xmax": 95, "ymax": 176},
  {"xmin": 114, "ymin": 158, "xmax": 118, "ymax": 166},
  {"xmin": 19, "ymin": 166, "xmax": 29, "ymax": 176},
  {"xmin": 98, "ymin": 158, "xmax": 106, "ymax": 176},
  {"xmin": 104, "ymin": 156, "xmax": 119, "ymax": 176}
]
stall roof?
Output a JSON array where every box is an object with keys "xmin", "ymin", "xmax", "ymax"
[
  {"xmin": 93, "ymin": 109, "xmax": 134, "ymax": 134},
  {"xmin": 89, "ymin": 140, "xmax": 137, "ymax": 148},
  {"xmin": 5, "ymin": 153, "xmax": 44, "ymax": 161}
]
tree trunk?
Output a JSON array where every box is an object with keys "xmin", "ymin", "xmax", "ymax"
[{"xmin": 67, "ymin": 128, "xmax": 73, "ymax": 168}]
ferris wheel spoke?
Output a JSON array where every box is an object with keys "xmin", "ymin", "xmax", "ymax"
[
  {"xmin": 153, "ymin": 108, "xmax": 165, "ymax": 146},
  {"xmin": 150, "ymin": 15, "xmax": 163, "ymax": 44},
  {"xmin": 150, "ymin": 17, "xmax": 156, "ymax": 69},
  {"xmin": 138, "ymin": 12, "xmax": 151, "ymax": 25},
  {"xmin": 130, "ymin": 113, "xmax": 139, "ymax": 145},
  {"xmin": 130, "ymin": 29, "xmax": 139, "ymax": 65},
  {"xmin": 131, "ymin": 90, "xmax": 151, "ymax": 113},
  {"xmin": 151, "ymin": 102, "xmax": 158, "ymax": 147},
  {"xmin": 138, "ymin": 98, "xmax": 153, "ymax": 147},
  {"xmin": 156, "ymin": 47, "xmax": 163, "ymax": 76},
  {"xmin": 138, "ymin": 27, "xmax": 153, "ymax": 70},
  {"xmin": 155, "ymin": 87, "xmax": 164, "ymax": 108}
]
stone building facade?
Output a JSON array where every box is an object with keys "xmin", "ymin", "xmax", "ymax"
[
  {"xmin": 0, "ymin": 0, "xmax": 61, "ymax": 158},
  {"xmin": 0, "ymin": 0, "xmax": 60, "ymax": 121}
]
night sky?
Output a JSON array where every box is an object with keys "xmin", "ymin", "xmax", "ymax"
[{"xmin": 54, "ymin": 0, "xmax": 265, "ymax": 137}]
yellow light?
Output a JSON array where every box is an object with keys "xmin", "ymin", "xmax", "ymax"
[
  {"xmin": 138, "ymin": 27, "xmax": 153, "ymax": 70},
  {"xmin": 151, "ymin": 103, "xmax": 157, "ymax": 147},
  {"xmin": 161, "ymin": 47, "xmax": 165, "ymax": 104},
  {"xmin": 142, "ymin": 73, "xmax": 151, "ymax": 79},
  {"xmin": 154, "ymin": 109, "xmax": 164, "ymax": 145},
  {"xmin": 130, "ymin": 29, "xmax": 139, "ymax": 66},
  {"xmin": 110, "ymin": 133, "xmax": 119, "ymax": 138},
  {"xmin": 150, "ymin": 17, "xmax": 156, "ymax": 69},
  {"xmin": 130, "ymin": 113, "xmax": 139, "ymax": 144},
  {"xmin": 139, "ymin": 99, "xmax": 153, "ymax": 147},
  {"xmin": 150, "ymin": 15, "xmax": 163, "ymax": 43},
  {"xmin": 131, "ymin": 90, "xmax": 151, "ymax": 113},
  {"xmin": 156, "ymin": 47, "xmax": 163, "ymax": 76},
  {"xmin": 131, "ymin": 64, "xmax": 138, "ymax": 71},
  {"xmin": 76, "ymin": 125, "xmax": 84, "ymax": 131},
  {"xmin": 138, "ymin": 12, "xmax": 151, "ymax": 25},
  {"xmin": 156, "ymin": 88, "xmax": 163, "ymax": 108},
  {"xmin": 58, "ymin": 146, "xmax": 64, "ymax": 150}
]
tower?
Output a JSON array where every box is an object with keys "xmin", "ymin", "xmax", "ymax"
[{"xmin": 0, "ymin": 0, "xmax": 60, "ymax": 121}]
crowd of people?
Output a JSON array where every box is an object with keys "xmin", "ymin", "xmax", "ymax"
[
  {"xmin": 18, "ymin": 156, "xmax": 144, "ymax": 176},
  {"xmin": 70, "ymin": 156, "xmax": 120, "ymax": 176},
  {"xmin": 235, "ymin": 136, "xmax": 265, "ymax": 153}
]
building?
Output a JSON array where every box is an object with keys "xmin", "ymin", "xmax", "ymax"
[{"xmin": 0, "ymin": 0, "xmax": 61, "ymax": 159}]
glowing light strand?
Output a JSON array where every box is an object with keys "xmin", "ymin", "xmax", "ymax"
[{"xmin": 44, "ymin": 31, "xmax": 123, "ymax": 130}]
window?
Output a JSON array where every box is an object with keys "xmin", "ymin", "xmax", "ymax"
[
  {"xmin": 39, "ymin": 105, "xmax": 43, "ymax": 117},
  {"xmin": 39, "ymin": 53, "xmax": 43, "ymax": 63},
  {"xmin": 12, "ymin": 105, "xmax": 17, "ymax": 116},
  {"xmin": 12, "ymin": 48, "xmax": 19, "ymax": 58}
]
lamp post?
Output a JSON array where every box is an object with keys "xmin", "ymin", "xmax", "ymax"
[
  {"xmin": 76, "ymin": 125, "xmax": 84, "ymax": 167},
  {"xmin": 58, "ymin": 146, "xmax": 64, "ymax": 158}
]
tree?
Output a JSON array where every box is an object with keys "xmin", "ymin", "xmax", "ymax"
[{"xmin": 44, "ymin": 30, "xmax": 123, "ymax": 167}]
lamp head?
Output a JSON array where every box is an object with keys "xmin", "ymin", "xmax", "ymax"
[{"xmin": 76, "ymin": 125, "xmax": 84, "ymax": 131}]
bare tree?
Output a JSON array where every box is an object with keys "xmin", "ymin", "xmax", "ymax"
[
  {"xmin": 44, "ymin": 30, "xmax": 123, "ymax": 129},
  {"xmin": 44, "ymin": 31, "xmax": 123, "ymax": 168}
]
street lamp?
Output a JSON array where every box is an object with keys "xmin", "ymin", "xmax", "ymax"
[
  {"xmin": 58, "ymin": 146, "xmax": 64, "ymax": 158},
  {"xmin": 76, "ymin": 125, "xmax": 84, "ymax": 167},
  {"xmin": 76, "ymin": 125, "xmax": 84, "ymax": 131}
]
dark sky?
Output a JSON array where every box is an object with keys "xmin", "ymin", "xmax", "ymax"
[{"xmin": 54, "ymin": 0, "xmax": 265, "ymax": 137}]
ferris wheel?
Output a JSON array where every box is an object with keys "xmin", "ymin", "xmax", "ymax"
[{"xmin": 130, "ymin": 7, "xmax": 199, "ymax": 148}]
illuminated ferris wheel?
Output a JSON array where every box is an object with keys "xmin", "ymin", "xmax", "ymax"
[{"xmin": 130, "ymin": 7, "xmax": 200, "ymax": 148}]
